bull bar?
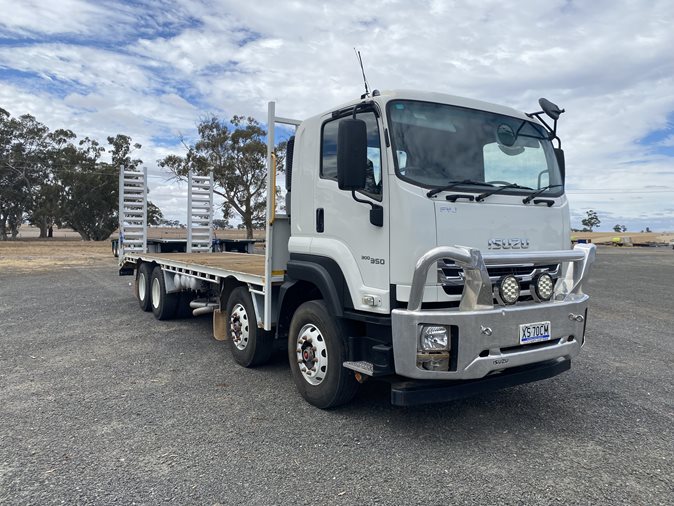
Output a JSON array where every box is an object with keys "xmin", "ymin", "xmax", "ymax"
[{"xmin": 391, "ymin": 244, "xmax": 596, "ymax": 380}]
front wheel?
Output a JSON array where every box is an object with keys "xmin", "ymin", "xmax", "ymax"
[{"xmin": 288, "ymin": 300, "xmax": 359, "ymax": 409}]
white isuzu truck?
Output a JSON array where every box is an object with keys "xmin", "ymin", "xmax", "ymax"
[{"xmin": 118, "ymin": 89, "xmax": 595, "ymax": 408}]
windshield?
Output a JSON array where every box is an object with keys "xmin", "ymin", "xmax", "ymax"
[{"xmin": 387, "ymin": 100, "xmax": 563, "ymax": 194}]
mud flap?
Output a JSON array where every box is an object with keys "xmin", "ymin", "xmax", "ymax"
[{"xmin": 213, "ymin": 309, "xmax": 227, "ymax": 341}]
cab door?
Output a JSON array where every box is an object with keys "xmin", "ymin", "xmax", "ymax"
[{"xmin": 311, "ymin": 109, "xmax": 390, "ymax": 313}]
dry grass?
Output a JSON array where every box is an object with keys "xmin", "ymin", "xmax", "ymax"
[
  {"xmin": 0, "ymin": 240, "xmax": 114, "ymax": 273},
  {"xmin": 1, "ymin": 226, "xmax": 266, "ymax": 273}
]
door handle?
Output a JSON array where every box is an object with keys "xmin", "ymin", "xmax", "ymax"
[{"xmin": 316, "ymin": 208, "xmax": 324, "ymax": 233}]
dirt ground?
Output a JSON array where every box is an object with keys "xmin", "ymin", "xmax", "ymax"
[{"xmin": 1, "ymin": 239, "xmax": 672, "ymax": 504}]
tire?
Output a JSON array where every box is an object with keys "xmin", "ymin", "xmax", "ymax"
[
  {"xmin": 288, "ymin": 300, "xmax": 359, "ymax": 409},
  {"xmin": 136, "ymin": 263, "xmax": 153, "ymax": 312},
  {"xmin": 150, "ymin": 266, "xmax": 179, "ymax": 320},
  {"xmin": 226, "ymin": 287, "xmax": 272, "ymax": 367}
]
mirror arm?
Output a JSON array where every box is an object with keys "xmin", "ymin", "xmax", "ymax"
[
  {"xmin": 351, "ymin": 191, "xmax": 383, "ymax": 227},
  {"xmin": 351, "ymin": 190, "xmax": 375, "ymax": 207},
  {"xmin": 527, "ymin": 112, "xmax": 562, "ymax": 148}
]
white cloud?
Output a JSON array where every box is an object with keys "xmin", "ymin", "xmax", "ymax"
[{"xmin": 0, "ymin": 0, "xmax": 120, "ymax": 36}]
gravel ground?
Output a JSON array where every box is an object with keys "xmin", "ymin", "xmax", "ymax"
[{"xmin": 0, "ymin": 247, "xmax": 672, "ymax": 505}]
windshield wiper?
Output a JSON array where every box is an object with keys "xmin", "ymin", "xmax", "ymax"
[
  {"xmin": 476, "ymin": 183, "xmax": 533, "ymax": 202},
  {"xmin": 522, "ymin": 184, "xmax": 563, "ymax": 204},
  {"xmin": 426, "ymin": 179, "xmax": 494, "ymax": 198}
]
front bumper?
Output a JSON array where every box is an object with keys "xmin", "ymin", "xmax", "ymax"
[
  {"xmin": 391, "ymin": 244, "xmax": 595, "ymax": 380},
  {"xmin": 389, "ymin": 358, "xmax": 571, "ymax": 406}
]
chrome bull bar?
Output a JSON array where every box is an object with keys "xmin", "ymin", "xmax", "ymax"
[
  {"xmin": 407, "ymin": 243, "xmax": 596, "ymax": 311},
  {"xmin": 391, "ymin": 244, "xmax": 596, "ymax": 380}
]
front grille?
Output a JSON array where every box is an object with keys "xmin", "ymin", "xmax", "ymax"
[{"xmin": 437, "ymin": 261, "xmax": 561, "ymax": 301}]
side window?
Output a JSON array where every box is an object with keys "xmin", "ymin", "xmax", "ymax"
[{"xmin": 321, "ymin": 112, "xmax": 382, "ymax": 197}]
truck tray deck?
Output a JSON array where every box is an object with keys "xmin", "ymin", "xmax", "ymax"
[{"xmin": 124, "ymin": 252, "xmax": 268, "ymax": 284}]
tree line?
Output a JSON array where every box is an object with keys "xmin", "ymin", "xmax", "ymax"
[
  {"xmin": 1, "ymin": 107, "xmax": 286, "ymax": 242},
  {"xmin": 0, "ymin": 107, "xmax": 146, "ymax": 240}
]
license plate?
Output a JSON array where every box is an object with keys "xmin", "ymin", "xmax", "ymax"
[{"xmin": 519, "ymin": 321, "xmax": 551, "ymax": 344}]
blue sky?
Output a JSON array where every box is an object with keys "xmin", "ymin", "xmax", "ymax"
[{"xmin": 1, "ymin": 0, "xmax": 673, "ymax": 231}]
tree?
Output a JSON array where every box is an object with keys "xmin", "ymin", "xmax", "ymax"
[
  {"xmin": 159, "ymin": 218, "xmax": 182, "ymax": 227},
  {"xmin": 160, "ymin": 115, "xmax": 285, "ymax": 239},
  {"xmin": 57, "ymin": 137, "xmax": 116, "ymax": 240},
  {"xmin": 147, "ymin": 201, "xmax": 163, "ymax": 226},
  {"xmin": 212, "ymin": 219, "xmax": 229, "ymax": 229},
  {"xmin": 645, "ymin": 227, "xmax": 652, "ymax": 233},
  {"xmin": 59, "ymin": 134, "xmax": 141, "ymax": 241},
  {"xmin": 0, "ymin": 108, "xmax": 51, "ymax": 240},
  {"xmin": 613, "ymin": 224, "xmax": 621, "ymax": 233},
  {"xmin": 27, "ymin": 128, "xmax": 78, "ymax": 238},
  {"xmin": 581, "ymin": 210, "xmax": 601, "ymax": 232}
]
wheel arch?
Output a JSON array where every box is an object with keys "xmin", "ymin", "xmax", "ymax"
[
  {"xmin": 219, "ymin": 275, "xmax": 246, "ymax": 310},
  {"xmin": 278, "ymin": 256, "xmax": 351, "ymax": 340}
]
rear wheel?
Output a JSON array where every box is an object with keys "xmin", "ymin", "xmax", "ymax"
[
  {"xmin": 226, "ymin": 287, "xmax": 272, "ymax": 367},
  {"xmin": 288, "ymin": 300, "xmax": 359, "ymax": 409},
  {"xmin": 150, "ymin": 266, "xmax": 179, "ymax": 320},
  {"xmin": 136, "ymin": 263, "xmax": 153, "ymax": 312}
]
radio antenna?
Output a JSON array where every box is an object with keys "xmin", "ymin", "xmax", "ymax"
[{"xmin": 354, "ymin": 48, "xmax": 370, "ymax": 97}]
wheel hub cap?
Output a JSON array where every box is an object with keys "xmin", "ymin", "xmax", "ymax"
[
  {"xmin": 139, "ymin": 273, "xmax": 147, "ymax": 301},
  {"xmin": 151, "ymin": 278, "xmax": 160, "ymax": 309},
  {"xmin": 296, "ymin": 324, "xmax": 328, "ymax": 386},
  {"xmin": 230, "ymin": 303, "xmax": 249, "ymax": 350}
]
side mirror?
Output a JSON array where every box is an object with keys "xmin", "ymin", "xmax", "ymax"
[
  {"xmin": 539, "ymin": 98, "xmax": 564, "ymax": 121},
  {"xmin": 554, "ymin": 147, "xmax": 565, "ymax": 183},
  {"xmin": 337, "ymin": 118, "xmax": 367, "ymax": 191}
]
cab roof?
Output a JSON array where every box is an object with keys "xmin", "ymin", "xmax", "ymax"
[{"xmin": 310, "ymin": 89, "xmax": 533, "ymax": 123}]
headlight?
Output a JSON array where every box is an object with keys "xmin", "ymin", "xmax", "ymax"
[
  {"xmin": 498, "ymin": 275, "xmax": 520, "ymax": 305},
  {"xmin": 419, "ymin": 325, "xmax": 449, "ymax": 351},
  {"xmin": 533, "ymin": 273, "xmax": 554, "ymax": 301}
]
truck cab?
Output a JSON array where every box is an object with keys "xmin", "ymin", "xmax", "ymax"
[{"xmin": 280, "ymin": 90, "xmax": 594, "ymax": 406}]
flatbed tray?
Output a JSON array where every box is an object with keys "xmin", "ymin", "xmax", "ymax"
[{"xmin": 123, "ymin": 251, "xmax": 267, "ymax": 283}]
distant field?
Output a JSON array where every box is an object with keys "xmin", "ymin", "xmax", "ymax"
[
  {"xmin": 14, "ymin": 225, "xmax": 264, "ymax": 241},
  {"xmin": 573, "ymin": 231, "xmax": 674, "ymax": 245}
]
